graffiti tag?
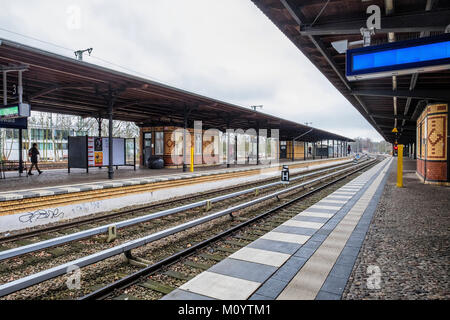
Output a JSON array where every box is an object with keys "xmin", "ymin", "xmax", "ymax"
[{"xmin": 19, "ymin": 209, "xmax": 65, "ymax": 224}]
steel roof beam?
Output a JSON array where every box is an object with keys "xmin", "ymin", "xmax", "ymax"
[
  {"xmin": 353, "ymin": 89, "xmax": 450, "ymax": 101},
  {"xmin": 28, "ymin": 84, "xmax": 93, "ymax": 100},
  {"xmin": 280, "ymin": 0, "xmax": 388, "ymax": 142},
  {"xmin": 400, "ymin": 0, "xmax": 435, "ymax": 140},
  {"xmin": 299, "ymin": 10, "xmax": 450, "ymax": 36},
  {"xmin": 371, "ymin": 114, "xmax": 412, "ymax": 121}
]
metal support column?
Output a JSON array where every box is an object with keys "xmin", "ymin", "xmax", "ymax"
[
  {"xmin": 327, "ymin": 140, "xmax": 329, "ymax": 158},
  {"xmin": 292, "ymin": 139, "xmax": 295, "ymax": 162},
  {"xmin": 2, "ymin": 72, "xmax": 6, "ymax": 106},
  {"xmin": 18, "ymin": 130, "xmax": 23, "ymax": 174},
  {"xmin": 17, "ymin": 71, "xmax": 23, "ymax": 174},
  {"xmin": 98, "ymin": 118, "xmax": 102, "ymax": 137},
  {"xmin": 235, "ymin": 134, "xmax": 238, "ymax": 165},
  {"xmin": 256, "ymin": 128, "xmax": 260, "ymax": 165},
  {"xmin": 312, "ymin": 142, "xmax": 316, "ymax": 160},
  {"xmin": 332, "ymin": 140, "xmax": 334, "ymax": 157},
  {"xmin": 320, "ymin": 141, "xmax": 323, "ymax": 159},
  {"xmin": 183, "ymin": 107, "xmax": 188, "ymax": 172},
  {"xmin": 108, "ymin": 98, "xmax": 114, "ymax": 180},
  {"xmin": 226, "ymin": 134, "xmax": 230, "ymax": 168},
  {"xmin": 304, "ymin": 142, "xmax": 307, "ymax": 160}
]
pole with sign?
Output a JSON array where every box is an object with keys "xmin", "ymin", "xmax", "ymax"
[{"xmin": 281, "ymin": 165, "xmax": 290, "ymax": 185}]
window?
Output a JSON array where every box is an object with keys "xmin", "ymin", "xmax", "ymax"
[
  {"xmin": 55, "ymin": 143, "xmax": 68, "ymax": 150},
  {"xmin": 195, "ymin": 133, "xmax": 202, "ymax": 155},
  {"xmin": 155, "ymin": 132, "xmax": 164, "ymax": 155}
]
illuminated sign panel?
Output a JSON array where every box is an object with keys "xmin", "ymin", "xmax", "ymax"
[
  {"xmin": 347, "ymin": 34, "xmax": 450, "ymax": 81},
  {"xmin": 0, "ymin": 103, "xmax": 30, "ymax": 119},
  {"xmin": 0, "ymin": 106, "xmax": 19, "ymax": 119}
]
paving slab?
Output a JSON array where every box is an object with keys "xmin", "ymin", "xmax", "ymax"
[{"xmin": 162, "ymin": 157, "xmax": 392, "ymax": 300}]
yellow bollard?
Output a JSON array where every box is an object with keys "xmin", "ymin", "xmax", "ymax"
[
  {"xmin": 190, "ymin": 146, "xmax": 194, "ymax": 172},
  {"xmin": 397, "ymin": 144, "xmax": 403, "ymax": 188}
]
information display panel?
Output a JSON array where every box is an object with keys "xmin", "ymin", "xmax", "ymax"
[{"xmin": 346, "ymin": 34, "xmax": 450, "ymax": 80}]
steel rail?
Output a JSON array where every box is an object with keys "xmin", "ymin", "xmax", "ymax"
[
  {"xmin": 0, "ymin": 160, "xmax": 355, "ymax": 261},
  {"xmin": 82, "ymin": 159, "xmax": 378, "ymax": 300},
  {"xmin": 0, "ymin": 160, "xmax": 352, "ymax": 244},
  {"xmin": 0, "ymin": 159, "xmax": 375, "ymax": 298}
]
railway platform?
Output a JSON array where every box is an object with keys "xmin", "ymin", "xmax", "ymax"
[
  {"xmin": 0, "ymin": 157, "xmax": 349, "ymax": 233},
  {"xmin": 162, "ymin": 157, "xmax": 393, "ymax": 300}
]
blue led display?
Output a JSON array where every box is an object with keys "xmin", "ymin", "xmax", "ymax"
[
  {"xmin": 353, "ymin": 41, "xmax": 450, "ymax": 71},
  {"xmin": 346, "ymin": 34, "xmax": 450, "ymax": 80}
]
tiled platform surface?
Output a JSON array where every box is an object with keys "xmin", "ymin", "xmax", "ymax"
[
  {"xmin": 162, "ymin": 157, "xmax": 392, "ymax": 300},
  {"xmin": 0, "ymin": 158, "xmax": 349, "ymax": 202}
]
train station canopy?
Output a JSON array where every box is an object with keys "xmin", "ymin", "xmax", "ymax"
[
  {"xmin": 0, "ymin": 38, "xmax": 352, "ymax": 143},
  {"xmin": 252, "ymin": 0, "xmax": 450, "ymax": 144}
]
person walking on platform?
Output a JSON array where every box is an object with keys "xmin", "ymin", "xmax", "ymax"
[{"xmin": 28, "ymin": 143, "xmax": 43, "ymax": 175}]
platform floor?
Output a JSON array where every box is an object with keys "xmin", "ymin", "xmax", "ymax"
[
  {"xmin": 0, "ymin": 157, "xmax": 347, "ymax": 201},
  {"xmin": 162, "ymin": 157, "xmax": 392, "ymax": 300},
  {"xmin": 343, "ymin": 158, "xmax": 449, "ymax": 299}
]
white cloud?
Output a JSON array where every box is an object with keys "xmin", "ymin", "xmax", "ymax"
[{"xmin": 0, "ymin": 0, "xmax": 384, "ymax": 141}]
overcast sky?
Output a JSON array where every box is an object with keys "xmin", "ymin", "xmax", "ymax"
[{"xmin": 0, "ymin": 0, "xmax": 384, "ymax": 141}]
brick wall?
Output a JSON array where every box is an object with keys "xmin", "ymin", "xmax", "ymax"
[{"xmin": 416, "ymin": 103, "xmax": 449, "ymax": 183}]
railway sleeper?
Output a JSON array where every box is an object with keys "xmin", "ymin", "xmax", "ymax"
[
  {"xmin": 199, "ymin": 253, "xmax": 226, "ymax": 262},
  {"xmin": 224, "ymin": 240, "xmax": 248, "ymax": 247},
  {"xmin": 234, "ymin": 235, "xmax": 258, "ymax": 241},
  {"xmin": 139, "ymin": 279, "xmax": 175, "ymax": 295},
  {"xmin": 215, "ymin": 247, "xmax": 236, "ymax": 254},
  {"xmin": 183, "ymin": 260, "xmax": 213, "ymax": 270},
  {"xmin": 163, "ymin": 270, "xmax": 193, "ymax": 281}
]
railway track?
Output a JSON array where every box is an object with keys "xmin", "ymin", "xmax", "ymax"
[
  {"xmin": 0, "ymin": 157, "xmax": 377, "ymax": 300},
  {"xmin": 0, "ymin": 160, "xmax": 359, "ymax": 291},
  {"xmin": 0, "ymin": 158, "xmax": 344, "ymax": 216},
  {"xmin": 0, "ymin": 159, "xmax": 353, "ymax": 244},
  {"xmin": 84, "ymin": 158, "xmax": 379, "ymax": 301}
]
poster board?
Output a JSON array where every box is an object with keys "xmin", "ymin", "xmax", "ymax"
[
  {"xmin": 315, "ymin": 147, "xmax": 328, "ymax": 157},
  {"xmin": 99, "ymin": 138, "xmax": 125, "ymax": 166},
  {"xmin": 68, "ymin": 136, "xmax": 87, "ymax": 169},
  {"xmin": 68, "ymin": 136, "xmax": 134, "ymax": 172}
]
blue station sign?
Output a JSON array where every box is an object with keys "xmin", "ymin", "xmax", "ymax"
[
  {"xmin": 0, "ymin": 117, "xmax": 28, "ymax": 129},
  {"xmin": 346, "ymin": 34, "xmax": 450, "ymax": 81}
]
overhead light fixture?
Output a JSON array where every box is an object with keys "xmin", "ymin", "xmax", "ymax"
[
  {"xmin": 331, "ymin": 40, "xmax": 349, "ymax": 54},
  {"xmin": 331, "ymin": 28, "xmax": 375, "ymax": 54}
]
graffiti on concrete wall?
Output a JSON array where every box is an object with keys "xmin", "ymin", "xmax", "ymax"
[{"xmin": 19, "ymin": 208, "xmax": 65, "ymax": 224}]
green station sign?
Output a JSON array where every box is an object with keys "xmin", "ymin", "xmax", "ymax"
[
  {"xmin": 0, "ymin": 106, "xmax": 20, "ymax": 119},
  {"xmin": 0, "ymin": 103, "xmax": 30, "ymax": 120}
]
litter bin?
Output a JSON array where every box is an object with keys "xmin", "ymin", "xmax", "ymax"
[{"xmin": 148, "ymin": 156, "xmax": 164, "ymax": 169}]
